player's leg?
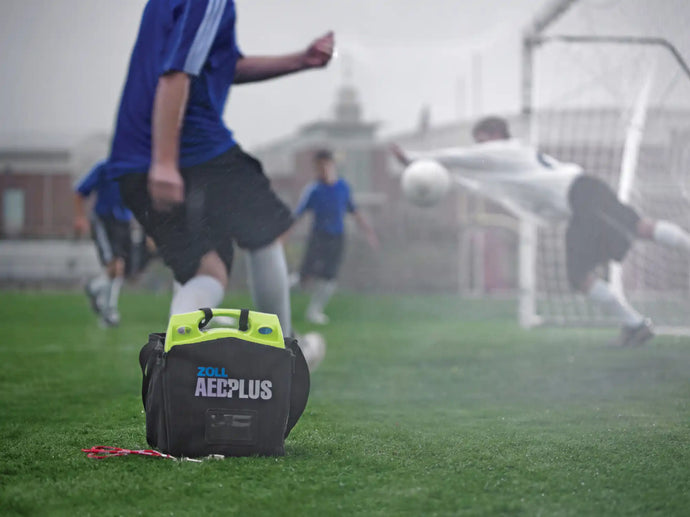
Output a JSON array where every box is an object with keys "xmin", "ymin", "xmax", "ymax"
[
  {"xmin": 306, "ymin": 279, "xmax": 337, "ymax": 324},
  {"xmin": 635, "ymin": 218, "xmax": 690, "ymax": 252},
  {"xmin": 299, "ymin": 231, "xmax": 321, "ymax": 288},
  {"xmin": 577, "ymin": 271, "xmax": 641, "ymax": 326},
  {"xmin": 581, "ymin": 273, "xmax": 653, "ymax": 347},
  {"xmin": 245, "ymin": 240, "xmax": 324, "ymax": 370},
  {"xmin": 206, "ymin": 147, "xmax": 294, "ymax": 334},
  {"xmin": 99, "ymin": 256, "xmax": 125, "ymax": 326},
  {"xmin": 305, "ymin": 234, "xmax": 343, "ymax": 325},
  {"xmin": 301, "ymin": 232, "xmax": 329, "ymax": 324},
  {"xmin": 169, "ymin": 251, "xmax": 226, "ymax": 315},
  {"xmin": 119, "ymin": 173, "xmax": 227, "ymax": 317},
  {"xmin": 288, "ymin": 271, "xmax": 302, "ymax": 289},
  {"xmin": 300, "ymin": 231, "xmax": 330, "ymax": 322},
  {"xmin": 167, "ymin": 165, "xmax": 233, "ymax": 315},
  {"xmin": 575, "ymin": 173, "xmax": 690, "ymax": 253},
  {"xmin": 86, "ymin": 213, "xmax": 113, "ymax": 316},
  {"xmin": 125, "ymin": 223, "xmax": 156, "ymax": 283},
  {"xmin": 566, "ymin": 195, "xmax": 652, "ymax": 346},
  {"xmin": 99, "ymin": 219, "xmax": 133, "ymax": 326},
  {"xmin": 246, "ymin": 240, "xmax": 292, "ymax": 336}
]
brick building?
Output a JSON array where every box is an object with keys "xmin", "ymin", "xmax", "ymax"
[
  {"xmin": 0, "ymin": 132, "xmax": 110, "ymax": 239},
  {"xmin": 0, "ymin": 133, "xmax": 110, "ymax": 285}
]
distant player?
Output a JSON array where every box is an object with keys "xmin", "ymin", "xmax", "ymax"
[
  {"xmin": 100, "ymin": 1, "xmax": 332, "ymax": 367},
  {"xmin": 74, "ymin": 161, "xmax": 133, "ymax": 326},
  {"xmin": 287, "ymin": 149, "xmax": 379, "ymax": 324},
  {"xmin": 392, "ymin": 116, "xmax": 690, "ymax": 347}
]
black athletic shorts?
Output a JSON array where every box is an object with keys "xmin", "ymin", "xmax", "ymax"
[
  {"xmin": 119, "ymin": 146, "xmax": 293, "ymax": 284},
  {"xmin": 300, "ymin": 231, "xmax": 345, "ymax": 281},
  {"xmin": 126, "ymin": 232, "xmax": 155, "ymax": 278},
  {"xmin": 565, "ymin": 174, "xmax": 640, "ymax": 289},
  {"xmin": 90, "ymin": 214, "xmax": 131, "ymax": 265}
]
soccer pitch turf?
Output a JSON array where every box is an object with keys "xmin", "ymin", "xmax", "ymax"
[{"xmin": 1, "ymin": 291, "xmax": 689, "ymax": 516}]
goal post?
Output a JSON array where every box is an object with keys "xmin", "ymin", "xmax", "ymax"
[
  {"xmin": 609, "ymin": 63, "xmax": 655, "ymax": 300},
  {"xmin": 519, "ymin": 28, "xmax": 690, "ymax": 334}
]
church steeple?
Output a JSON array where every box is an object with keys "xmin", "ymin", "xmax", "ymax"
[{"xmin": 334, "ymin": 53, "xmax": 362, "ymax": 123}]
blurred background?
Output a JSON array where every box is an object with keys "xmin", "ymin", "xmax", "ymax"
[{"xmin": 1, "ymin": 0, "xmax": 688, "ymax": 330}]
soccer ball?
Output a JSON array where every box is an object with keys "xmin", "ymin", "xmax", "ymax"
[
  {"xmin": 299, "ymin": 332, "xmax": 326, "ymax": 372},
  {"xmin": 401, "ymin": 159, "xmax": 451, "ymax": 207}
]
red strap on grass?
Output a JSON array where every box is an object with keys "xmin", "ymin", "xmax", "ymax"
[{"xmin": 82, "ymin": 445, "xmax": 175, "ymax": 460}]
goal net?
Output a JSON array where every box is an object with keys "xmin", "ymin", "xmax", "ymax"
[{"xmin": 521, "ymin": 0, "xmax": 690, "ymax": 334}]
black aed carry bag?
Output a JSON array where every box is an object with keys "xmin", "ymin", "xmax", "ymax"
[{"xmin": 139, "ymin": 308, "xmax": 309, "ymax": 457}]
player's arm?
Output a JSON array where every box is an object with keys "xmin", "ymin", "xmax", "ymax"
[
  {"xmin": 148, "ymin": 72, "xmax": 189, "ymax": 211},
  {"xmin": 352, "ymin": 211, "xmax": 380, "ymax": 251},
  {"xmin": 347, "ymin": 188, "xmax": 379, "ymax": 250},
  {"xmin": 151, "ymin": 0, "xmax": 232, "ymax": 210},
  {"xmin": 234, "ymin": 32, "xmax": 334, "ymax": 84},
  {"xmin": 390, "ymin": 142, "xmax": 479, "ymax": 168},
  {"xmin": 400, "ymin": 145, "xmax": 491, "ymax": 170},
  {"xmin": 73, "ymin": 165, "xmax": 101, "ymax": 237},
  {"xmin": 73, "ymin": 193, "xmax": 89, "ymax": 237},
  {"xmin": 389, "ymin": 143, "xmax": 412, "ymax": 167}
]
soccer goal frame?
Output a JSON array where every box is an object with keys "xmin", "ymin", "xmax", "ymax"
[{"xmin": 518, "ymin": 31, "xmax": 690, "ymax": 335}]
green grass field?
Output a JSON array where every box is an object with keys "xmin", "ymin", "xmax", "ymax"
[{"xmin": 1, "ymin": 290, "xmax": 689, "ymax": 516}]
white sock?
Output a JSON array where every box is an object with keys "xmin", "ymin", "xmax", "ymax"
[
  {"xmin": 246, "ymin": 241, "xmax": 292, "ymax": 336},
  {"xmin": 587, "ymin": 278, "xmax": 643, "ymax": 327},
  {"xmin": 653, "ymin": 220, "xmax": 690, "ymax": 253},
  {"xmin": 106, "ymin": 276, "xmax": 124, "ymax": 312},
  {"xmin": 169, "ymin": 275, "xmax": 224, "ymax": 316},
  {"xmin": 89, "ymin": 273, "xmax": 109, "ymax": 292},
  {"xmin": 308, "ymin": 279, "xmax": 337, "ymax": 315}
]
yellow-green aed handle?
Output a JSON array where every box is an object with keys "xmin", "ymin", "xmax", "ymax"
[{"xmin": 164, "ymin": 308, "xmax": 285, "ymax": 352}]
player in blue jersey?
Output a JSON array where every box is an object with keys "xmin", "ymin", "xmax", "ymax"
[
  {"xmin": 288, "ymin": 149, "xmax": 379, "ymax": 324},
  {"xmin": 74, "ymin": 162, "xmax": 135, "ymax": 326},
  {"xmin": 104, "ymin": 0, "xmax": 334, "ymax": 341}
]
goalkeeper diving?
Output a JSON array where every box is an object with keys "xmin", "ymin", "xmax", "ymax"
[{"xmin": 391, "ymin": 116, "xmax": 690, "ymax": 347}]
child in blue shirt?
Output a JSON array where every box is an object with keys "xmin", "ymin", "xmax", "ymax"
[{"xmin": 290, "ymin": 149, "xmax": 379, "ymax": 324}]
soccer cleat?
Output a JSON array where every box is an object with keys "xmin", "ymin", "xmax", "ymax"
[
  {"xmin": 626, "ymin": 319, "xmax": 655, "ymax": 347},
  {"xmin": 84, "ymin": 281, "xmax": 104, "ymax": 316},
  {"xmin": 610, "ymin": 319, "xmax": 654, "ymax": 347},
  {"xmin": 101, "ymin": 309, "xmax": 121, "ymax": 328},
  {"xmin": 305, "ymin": 309, "xmax": 329, "ymax": 325},
  {"xmin": 297, "ymin": 332, "xmax": 326, "ymax": 372}
]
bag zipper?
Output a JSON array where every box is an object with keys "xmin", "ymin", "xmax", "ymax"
[{"xmin": 160, "ymin": 353, "xmax": 172, "ymax": 451}]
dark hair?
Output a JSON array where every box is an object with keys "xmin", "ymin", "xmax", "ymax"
[
  {"xmin": 314, "ymin": 149, "xmax": 334, "ymax": 161},
  {"xmin": 472, "ymin": 116, "xmax": 511, "ymax": 139}
]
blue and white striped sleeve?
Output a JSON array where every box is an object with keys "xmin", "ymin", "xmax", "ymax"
[
  {"xmin": 74, "ymin": 162, "xmax": 105, "ymax": 197},
  {"xmin": 162, "ymin": 0, "xmax": 229, "ymax": 76}
]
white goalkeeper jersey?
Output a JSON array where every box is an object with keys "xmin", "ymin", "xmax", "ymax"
[{"xmin": 411, "ymin": 139, "xmax": 583, "ymax": 224}]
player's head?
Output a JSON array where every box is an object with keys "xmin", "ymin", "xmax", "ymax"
[
  {"xmin": 472, "ymin": 116, "xmax": 511, "ymax": 143},
  {"xmin": 313, "ymin": 148, "xmax": 336, "ymax": 183}
]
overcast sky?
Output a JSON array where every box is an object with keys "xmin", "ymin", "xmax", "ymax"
[{"xmin": 1, "ymin": 0, "xmax": 688, "ymax": 149}]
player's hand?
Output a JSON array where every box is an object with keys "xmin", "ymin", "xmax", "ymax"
[
  {"xmin": 73, "ymin": 216, "xmax": 89, "ymax": 237},
  {"xmin": 389, "ymin": 143, "xmax": 411, "ymax": 166},
  {"xmin": 148, "ymin": 163, "xmax": 184, "ymax": 212},
  {"xmin": 302, "ymin": 31, "xmax": 335, "ymax": 69}
]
